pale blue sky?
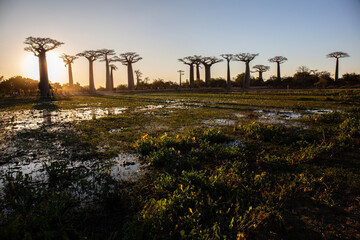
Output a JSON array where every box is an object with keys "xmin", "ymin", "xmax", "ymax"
[{"xmin": 0, "ymin": 0, "xmax": 359, "ymax": 87}]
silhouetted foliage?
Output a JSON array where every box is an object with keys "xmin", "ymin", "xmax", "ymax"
[
  {"xmin": 24, "ymin": 37, "xmax": 64, "ymax": 97},
  {"xmin": 0, "ymin": 76, "xmax": 38, "ymax": 96},
  {"xmin": 119, "ymin": 52, "xmax": 142, "ymax": 90},
  {"xmin": 327, "ymin": 51, "xmax": 350, "ymax": 82}
]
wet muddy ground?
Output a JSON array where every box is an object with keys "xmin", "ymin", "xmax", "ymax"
[{"xmin": 0, "ymin": 97, "xmax": 333, "ymax": 189}]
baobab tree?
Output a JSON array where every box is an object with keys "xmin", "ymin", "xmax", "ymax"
[
  {"xmin": 77, "ymin": 50, "xmax": 102, "ymax": 94},
  {"xmin": 134, "ymin": 70, "xmax": 143, "ymax": 89},
  {"xmin": 119, "ymin": 52, "xmax": 142, "ymax": 90},
  {"xmin": 109, "ymin": 64, "xmax": 118, "ymax": 90},
  {"xmin": 60, "ymin": 54, "xmax": 77, "ymax": 86},
  {"xmin": 178, "ymin": 56, "xmax": 197, "ymax": 88},
  {"xmin": 200, "ymin": 57, "xmax": 223, "ymax": 87},
  {"xmin": 326, "ymin": 51, "xmax": 350, "ymax": 81},
  {"xmin": 268, "ymin": 56, "xmax": 287, "ymax": 81},
  {"xmin": 193, "ymin": 55, "xmax": 203, "ymax": 81},
  {"xmin": 24, "ymin": 37, "xmax": 64, "ymax": 97},
  {"xmin": 234, "ymin": 53, "xmax": 259, "ymax": 89},
  {"xmin": 98, "ymin": 49, "xmax": 116, "ymax": 91},
  {"xmin": 220, "ymin": 54, "xmax": 234, "ymax": 88},
  {"xmin": 108, "ymin": 56, "xmax": 121, "ymax": 89},
  {"xmin": 252, "ymin": 65, "xmax": 270, "ymax": 81}
]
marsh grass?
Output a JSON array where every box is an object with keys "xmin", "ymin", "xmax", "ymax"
[{"xmin": 0, "ymin": 90, "xmax": 359, "ymax": 239}]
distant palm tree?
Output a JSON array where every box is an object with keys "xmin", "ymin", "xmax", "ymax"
[
  {"xmin": 77, "ymin": 50, "xmax": 102, "ymax": 94},
  {"xmin": 234, "ymin": 53, "xmax": 259, "ymax": 89},
  {"xmin": 118, "ymin": 52, "xmax": 142, "ymax": 90},
  {"xmin": 60, "ymin": 54, "xmax": 77, "ymax": 86},
  {"xmin": 24, "ymin": 37, "xmax": 64, "ymax": 97},
  {"xmin": 268, "ymin": 56, "xmax": 287, "ymax": 81},
  {"xmin": 220, "ymin": 54, "xmax": 234, "ymax": 88},
  {"xmin": 326, "ymin": 51, "xmax": 350, "ymax": 81}
]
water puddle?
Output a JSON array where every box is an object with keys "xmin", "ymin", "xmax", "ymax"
[
  {"xmin": 201, "ymin": 119, "xmax": 237, "ymax": 126},
  {"xmin": 0, "ymin": 107, "xmax": 127, "ymax": 132}
]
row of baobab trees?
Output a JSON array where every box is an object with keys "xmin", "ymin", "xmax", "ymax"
[
  {"xmin": 178, "ymin": 51, "xmax": 349, "ymax": 89},
  {"xmin": 24, "ymin": 36, "xmax": 142, "ymax": 97},
  {"xmin": 24, "ymin": 36, "xmax": 349, "ymax": 97}
]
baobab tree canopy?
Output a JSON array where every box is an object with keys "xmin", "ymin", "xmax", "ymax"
[
  {"xmin": 268, "ymin": 56, "xmax": 288, "ymax": 63},
  {"xmin": 234, "ymin": 53, "xmax": 259, "ymax": 62},
  {"xmin": 253, "ymin": 65, "xmax": 270, "ymax": 72},
  {"xmin": 119, "ymin": 52, "xmax": 142, "ymax": 65},
  {"xmin": 326, "ymin": 51, "xmax": 349, "ymax": 59},
  {"xmin": 24, "ymin": 37, "xmax": 64, "ymax": 56},
  {"xmin": 60, "ymin": 54, "xmax": 77, "ymax": 66},
  {"xmin": 76, "ymin": 50, "xmax": 102, "ymax": 60}
]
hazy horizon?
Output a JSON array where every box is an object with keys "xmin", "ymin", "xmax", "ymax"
[{"xmin": 1, "ymin": 0, "xmax": 359, "ymax": 87}]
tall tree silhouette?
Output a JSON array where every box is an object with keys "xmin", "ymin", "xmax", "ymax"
[
  {"xmin": 60, "ymin": 54, "xmax": 77, "ymax": 86},
  {"xmin": 234, "ymin": 53, "xmax": 258, "ymax": 89},
  {"xmin": 119, "ymin": 52, "xmax": 142, "ymax": 90},
  {"xmin": 220, "ymin": 54, "xmax": 234, "ymax": 88},
  {"xmin": 178, "ymin": 56, "xmax": 197, "ymax": 88},
  {"xmin": 108, "ymin": 56, "xmax": 121, "ymax": 89},
  {"xmin": 268, "ymin": 56, "xmax": 287, "ymax": 81},
  {"xmin": 252, "ymin": 65, "xmax": 270, "ymax": 81},
  {"xmin": 24, "ymin": 37, "xmax": 64, "ymax": 97},
  {"xmin": 109, "ymin": 64, "xmax": 118, "ymax": 90},
  {"xmin": 193, "ymin": 55, "xmax": 202, "ymax": 81},
  {"xmin": 77, "ymin": 50, "xmax": 101, "ymax": 94},
  {"xmin": 200, "ymin": 57, "xmax": 223, "ymax": 87},
  {"xmin": 98, "ymin": 49, "xmax": 116, "ymax": 91},
  {"xmin": 134, "ymin": 70, "xmax": 143, "ymax": 89},
  {"xmin": 326, "ymin": 51, "xmax": 350, "ymax": 81}
]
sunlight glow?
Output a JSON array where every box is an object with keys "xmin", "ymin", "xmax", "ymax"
[{"xmin": 22, "ymin": 52, "xmax": 66, "ymax": 84}]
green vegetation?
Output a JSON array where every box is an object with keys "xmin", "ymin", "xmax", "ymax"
[{"xmin": 0, "ymin": 90, "xmax": 359, "ymax": 239}]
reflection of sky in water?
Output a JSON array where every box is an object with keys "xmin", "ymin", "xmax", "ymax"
[{"xmin": 0, "ymin": 107, "xmax": 127, "ymax": 131}]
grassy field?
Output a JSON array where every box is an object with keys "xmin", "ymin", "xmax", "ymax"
[{"xmin": 0, "ymin": 89, "xmax": 359, "ymax": 239}]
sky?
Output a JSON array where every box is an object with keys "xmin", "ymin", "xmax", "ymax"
[{"xmin": 0, "ymin": 0, "xmax": 359, "ymax": 88}]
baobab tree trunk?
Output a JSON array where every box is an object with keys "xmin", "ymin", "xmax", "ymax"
[
  {"xmin": 127, "ymin": 63, "xmax": 135, "ymax": 90},
  {"xmin": 189, "ymin": 64, "xmax": 194, "ymax": 88},
  {"xmin": 89, "ymin": 61, "xmax": 96, "ymax": 93},
  {"xmin": 334, "ymin": 58, "xmax": 339, "ymax": 81},
  {"xmin": 204, "ymin": 65, "xmax": 211, "ymax": 87},
  {"xmin": 196, "ymin": 64, "xmax": 200, "ymax": 81},
  {"xmin": 110, "ymin": 68, "xmax": 114, "ymax": 90},
  {"xmin": 277, "ymin": 62, "xmax": 281, "ymax": 80},
  {"xmin": 226, "ymin": 61, "xmax": 231, "ymax": 88},
  {"xmin": 105, "ymin": 59, "xmax": 111, "ymax": 90},
  {"xmin": 68, "ymin": 63, "xmax": 73, "ymax": 86},
  {"xmin": 244, "ymin": 62, "xmax": 250, "ymax": 89},
  {"xmin": 38, "ymin": 52, "xmax": 50, "ymax": 97},
  {"xmin": 258, "ymin": 71, "xmax": 263, "ymax": 81}
]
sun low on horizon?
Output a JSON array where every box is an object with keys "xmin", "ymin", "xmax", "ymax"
[{"xmin": 22, "ymin": 51, "xmax": 67, "ymax": 84}]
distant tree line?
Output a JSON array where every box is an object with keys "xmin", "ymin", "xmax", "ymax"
[{"xmin": 3, "ymin": 36, "xmax": 354, "ymax": 97}]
